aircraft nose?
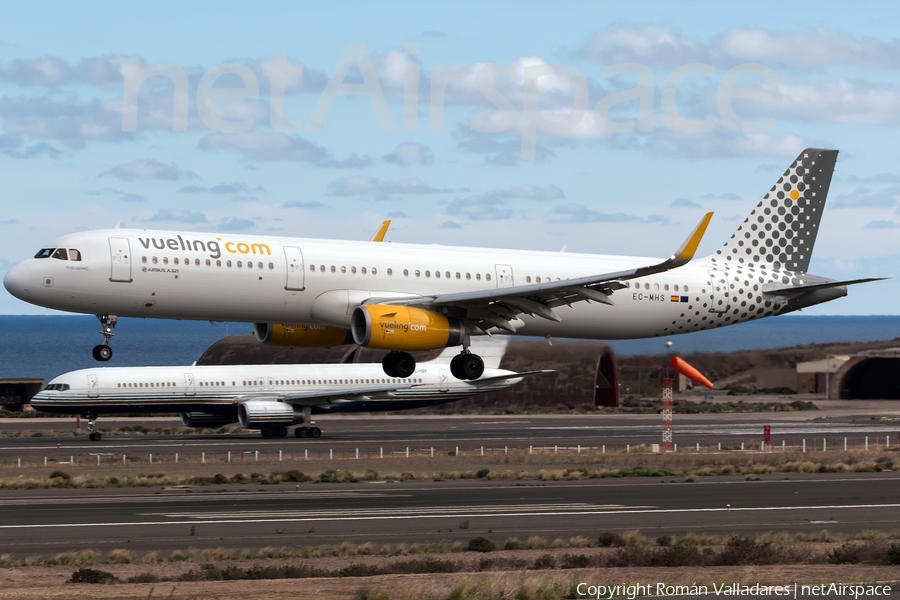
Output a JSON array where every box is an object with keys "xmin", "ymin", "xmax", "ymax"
[{"xmin": 3, "ymin": 262, "xmax": 33, "ymax": 299}]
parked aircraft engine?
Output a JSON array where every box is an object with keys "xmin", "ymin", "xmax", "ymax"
[
  {"xmin": 350, "ymin": 305, "xmax": 463, "ymax": 351},
  {"xmin": 253, "ymin": 323, "xmax": 353, "ymax": 347},
  {"xmin": 238, "ymin": 400, "xmax": 295, "ymax": 429},
  {"xmin": 180, "ymin": 412, "xmax": 238, "ymax": 428}
]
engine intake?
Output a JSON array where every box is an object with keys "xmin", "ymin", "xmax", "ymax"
[
  {"xmin": 238, "ymin": 400, "xmax": 296, "ymax": 429},
  {"xmin": 351, "ymin": 305, "xmax": 462, "ymax": 351},
  {"xmin": 180, "ymin": 412, "xmax": 238, "ymax": 428},
  {"xmin": 253, "ymin": 323, "xmax": 353, "ymax": 347}
]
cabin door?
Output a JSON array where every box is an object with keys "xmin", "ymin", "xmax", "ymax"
[
  {"xmin": 494, "ymin": 264, "xmax": 513, "ymax": 288},
  {"xmin": 108, "ymin": 237, "xmax": 133, "ymax": 283},
  {"xmin": 284, "ymin": 246, "xmax": 305, "ymax": 291}
]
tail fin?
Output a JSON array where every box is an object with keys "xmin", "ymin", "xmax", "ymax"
[{"xmin": 711, "ymin": 148, "xmax": 838, "ymax": 273}]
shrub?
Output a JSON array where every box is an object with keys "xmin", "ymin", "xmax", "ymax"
[
  {"xmin": 467, "ymin": 537, "xmax": 496, "ymax": 552},
  {"xmin": 656, "ymin": 535, "xmax": 674, "ymax": 547},
  {"xmin": 597, "ymin": 531, "xmax": 625, "ymax": 547},
  {"xmin": 715, "ymin": 536, "xmax": 775, "ymax": 566},
  {"xmin": 67, "ymin": 567, "xmax": 117, "ymax": 584},
  {"xmin": 49, "ymin": 471, "xmax": 72, "ymax": 481},
  {"xmin": 355, "ymin": 587, "xmax": 390, "ymax": 600},
  {"xmin": 504, "ymin": 537, "xmax": 523, "ymax": 550}
]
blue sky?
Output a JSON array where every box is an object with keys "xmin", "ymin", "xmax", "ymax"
[{"xmin": 1, "ymin": 1, "xmax": 899, "ymax": 315}]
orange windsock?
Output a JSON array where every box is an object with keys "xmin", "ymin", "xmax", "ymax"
[{"xmin": 671, "ymin": 356, "xmax": 714, "ymax": 389}]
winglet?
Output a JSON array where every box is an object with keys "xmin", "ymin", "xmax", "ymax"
[
  {"xmin": 672, "ymin": 212, "xmax": 713, "ymax": 263},
  {"xmin": 371, "ymin": 220, "xmax": 391, "ymax": 242}
]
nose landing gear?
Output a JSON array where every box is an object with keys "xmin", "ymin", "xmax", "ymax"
[
  {"xmin": 84, "ymin": 413, "xmax": 101, "ymax": 441},
  {"xmin": 92, "ymin": 314, "xmax": 117, "ymax": 362}
]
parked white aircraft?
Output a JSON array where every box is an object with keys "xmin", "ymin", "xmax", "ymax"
[
  {"xmin": 4, "ymin": 149, "xmax": 880, "ymax": 380},
  {"xmin": 31, "ymin": 338, "xmax": 545, "ymax": 441}
]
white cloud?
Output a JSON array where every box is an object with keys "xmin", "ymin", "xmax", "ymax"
[
  {"xmin": 446, "ymin": 195, "xmax": 513, "ymax": 221},
  {"xmin": 383, "ymin": 142, "xmax": 435, "ymax": 166},
  {"xmin": 198, "ymin": 131, "xmax": 329, "ymax": 163},
  {"xmin": 671, "ymin": 198, "xmax": 701, "ymax": 208},
  {"xmin": 102, "ymin": 159, "xmax": 198, "ymax": 181},
  {"xmin": 178, "ymin": 182, "xmax": 265, "ymax": 194},
  {"xmin": 327, "ymin": 175, "xmax": 446, "ymax": 196},
  {"xmin": 550, "ymin": 203, "xmax": 670, "ymax": 224},
  {"xmin": 144, "ymin": 209, "xmax": 207, "ymax": 224}
]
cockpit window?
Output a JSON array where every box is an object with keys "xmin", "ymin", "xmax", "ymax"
[
  {"xmin": 34, "ymin": 248, "xmax": 55, "ymax": 259},
  {"xmin": 51, "ymin": 248, "xmax": 68, "ymax": 260},
  {"xmin": 69, "ymin": 249, "xmax": 81, "ymax": 261},
  {"xmin": 44, "ymin": 383, "xmax": 70, "ymax": 391}
]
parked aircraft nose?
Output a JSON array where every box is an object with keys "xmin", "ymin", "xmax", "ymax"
[{"xmin": 3, "ymin": 262, "xmax": 33, "ymax": 300}]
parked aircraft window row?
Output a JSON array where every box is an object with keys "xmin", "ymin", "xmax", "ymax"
[
  {"xmin": 199, "ymin": 382, "xmax": 225, "ymax": 386},
  {"xmin": 35, "ymin": 248, "xmax": 82, "ymax": 261},
  {"xmin": 44, "ymin": 383, "xmax": 70, "ymax": 391},
  {"xmin": 117, "ymin": 382, "xmax": 177, "ymax": 387},
  {"xmin": 307, "ymin": 264, "xmax": 493, "ymax": 282}
]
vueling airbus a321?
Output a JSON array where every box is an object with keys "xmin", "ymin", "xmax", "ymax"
[{"xmin": 3, "ymin": 149, "xmax": 880, "ymax": 380}]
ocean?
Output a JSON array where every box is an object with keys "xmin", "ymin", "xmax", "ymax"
[{"xmin": 1, "ymin": 315, "xmax": 899, "ymax": 383}]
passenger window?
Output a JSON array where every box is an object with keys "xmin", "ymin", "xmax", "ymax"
[
  {"xmin": 226, "ymin": 260, "xmax": 232, "ymax": 267},
  {"xmin": 142, "ymin": 256, "xmax": 147, "ymax": 264},
  {"xmin": 351, "ymin": 266, "xmax": 357, "ymax": 274},
  {"xmin": 162, "ymin": 257, "xmax": 168, "ymax": 265},
  {"xmin": 341, "ymin": 266, "xmax": 346, "ymax": 273},
  {"xmin": 206, "ymin": 259, "xmax": 211, "ymax": 266},
  {"xmin": 674, "ymin": 284, "xmax": 679, "ymax": 292},
  {"xmin": 455, "ymin": 272, "xmax": 460, "ymax": 279},
  {"xmin": 425, "ymin": 270, "xmax": 431, "ymax": 278},
  {"xmin": 664, "ymin": 284, "xmax": 669, "ymax": 291},
  {"xmin": 415, "ymin": 270, "xmax": 420, "ymax": 277},
  {"xmin": 486, "ymin": 274, "xmax": 491, "ymax": 281},
  {"xmin": 526, "ymin": 276, "xmax": 532, "ymax": 283},
  {"xmin": 310, "ymin": 264, "xmax": 315, "ymax": 272},
  {"xmin": 51, "ymin": 248, "xmax": 68, "ymax": 260},
  {"xmin": 387, "ymin": 268, "xmax": 392, "ymax": 276},
  {"xmin": 654, "ymin": 283, "xmax": 659, "ymax": 291},
  {"xmin": 34, "ymin": 248, "xmax": 55, "ymax": 259},
  {"xmin": 403, "ymin": 269, "xmax": 409, "ymax": 276},
  {"xmin": 445, "ymin": 271, "xmax": 450, "ymax": 279},
  {"xmin": 174, "ymin": 258, "xmax": 179, "ymax": 265},
  {"xmin": 216, "ymin": 259, "xmax": 222, "ymax": 267},
  {"xmin": 330, "ymin": 265, "xmax": 336, "ymax": 272},
  {"xmin": 69, "ymin": 249, "xmax": 81, "ymax": 261},
  {"xmin": 237, "ymin": 261, "xmax": 242, "ymax": 268},
  {"xmin": 361, "ymin": 267, "xmax": 366, "ymax": 274},
  {"xmin": 435, "ymin": 271, "xmax": 440, "ymax": 278},
  {"xmin": 320, "ymin": 265, "xmax": 325, "ymax": 272},
  {"xmin": 247, "ymin": 261, "xmax": 253, "ymax": 269},
  {"xmin": 684, "ymin": 285, "xmax": 689, "ymax": 292},
  {"xmin": 258, "ymin": 262, "xmax": 263, "ymax": 269},
  {"xmin": 466, "ymin": 273, "xmax": 471, "ymax": 280},
  {"xmin": 372, "ymin": 267, "xmax": 377, "ymax": 275},
  {"xmin": 152, "ymin": 256, "xmax": 158, "ymax": 264},
  {"xmin": 476, "ymin": 273, "xmax": 481, "ymax": 280},
  {"xmin": 268, "ymin": 263, "xmax": 273, "ymax": 270},
  {"xmin": 195, "ymin": 259, "xmax": 200, "ymax": 266}
]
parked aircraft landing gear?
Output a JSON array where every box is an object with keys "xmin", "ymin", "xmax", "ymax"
[
  {"xmin": 450, "ymin": 352, "xmax": 484, "ymax": 381},
  {"xmin": 85, "ymin": 413, "xmax": 101, "ymax": 441},
  {"xmin": 92, "ymin": 314, "xmax": 117, "ymax": 362},
  {"xmin": 260, "ymin": 427, "xmax": 289, "ymax": 438},
  {"xmin": 382, "ymin": 351, "xmax": 415, "ymax": 378},
  {"xmin": 294, "ymin": 426, "xmax": 322, "ymax": 438}
]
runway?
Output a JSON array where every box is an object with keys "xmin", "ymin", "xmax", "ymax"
[
  {"xmin": 1, "ymin": 411, "xmax": 899, "ymax": 460},
  {"xmin": 0, "ymin": 472, "xmax": 897, "ymax": 557}
]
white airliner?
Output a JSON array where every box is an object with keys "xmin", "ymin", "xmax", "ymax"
[
  {"xmin": 4, "ymin": 149, "xmax": 880, "ymax": 380},
  {"xmin": 30, "ymin": 338, "xmax": 545, "ymax": 441}
]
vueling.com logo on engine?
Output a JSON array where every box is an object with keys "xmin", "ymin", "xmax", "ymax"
[{"xmin": 379, "ymin": 321, "xmax": 427, "ymax": 334}]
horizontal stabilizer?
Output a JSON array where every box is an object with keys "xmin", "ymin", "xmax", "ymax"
[
  {"xmin": 469, "ymin": 370, "xmax": 555, "ymax": 387},
  {"xmin": 764, "ymin": 277, "xmax": 886, "ymax": 296}
]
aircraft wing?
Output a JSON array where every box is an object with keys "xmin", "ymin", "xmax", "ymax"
[
  {"xmin": 467, "ymin": 370, "xmax": 556, "ymax": 387},
  {"xmin": 279, "ymin": 383, "xmax": 417, "ymax": 407},
  {"xmin": 369, "ymin": 212, "xmax": 712, "ymax": 333}
]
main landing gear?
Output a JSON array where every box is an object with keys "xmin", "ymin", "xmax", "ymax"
[
  {"xmin": 92, "ymin": 314, "xmax": 117, "ymax": 362},
  {"xmin": 261, "ymin": 426, "xmax": 289, "ymax": 438},
  {"xmin": 84, "ymin": 413, "xmax": 101, "ymax": 441},
  {"xmin": 382, "ymin": 351, "xmax": 416, "ymax": 378},
  {"xmin": 450, "ymin": 352, "xmax": 484, "ymax": 380},
  {"xmin": 292, "ymin": 408, "xmax": 322, "ymax": 438},
  {"xmin": 381, "ymin": 349, "xmax": 485, "ymax": 380}
]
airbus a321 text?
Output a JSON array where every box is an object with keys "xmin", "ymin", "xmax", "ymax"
[
  {"xmin": 31, "ymin": 338, "xmax": 545, "ymax": 441},
  {"xmin": 4, "ymin": 149, "xmax": 881, "ymax": 379}
]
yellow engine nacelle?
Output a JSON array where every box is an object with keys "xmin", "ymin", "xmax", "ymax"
[
  {"xmin": 253, "ymin": 323, "xmax": 353, "ymax": 347},
  {"xmin": 350, "ymin": 305, "xmax": 463, "ymax": 351}
]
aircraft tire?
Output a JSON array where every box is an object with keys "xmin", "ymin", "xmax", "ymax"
[
  {"xmin": 295, "ymin": 427, "xmax": 309, "ymax": 438},
  {"xmin": 393, "ymin": 352, "xmax": 416, "ymax": 378},
  {"xmin": 310, "ymin": 426, "xmax": 322, "ymax": 438},
  {"xmin": 382, "ymin": 352, "xmax": 399, "ymax": 378},
  {"xmin": 275, "ymin": 426, "xmax": 288, "ymax": 438},
  {"xmin": 92, "ymin": 345, "xmax": 112, "ymax": 361},
  {"xmin": 460, "ymin": 354, "xmax": 484, "ymax": 380},
  {"xmin": 261, "ymin": 428, "xmax": 274, "ymax": 438},
  {"xmin": 449, "ymin": 354, "xmax": 465, "ymax": 380},
  {"xmin": 89, "ymin": 432, "xmax": 101, "ymax": 442}
]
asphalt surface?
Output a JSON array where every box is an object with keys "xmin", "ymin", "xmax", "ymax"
[
  {"xmin": 0, "ymin": 472, "xmax": 898, "ymax": 557},
  {"xmin": 2, "ymin": 409, "xmax": 899, "ymax": 460}
]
